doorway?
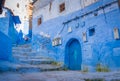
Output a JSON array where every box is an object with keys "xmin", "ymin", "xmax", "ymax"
[{"xmin": 65, "ymin": 39, "xmax": 82, "ymax": 70}]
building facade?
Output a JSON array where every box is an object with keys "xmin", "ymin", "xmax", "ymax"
[{"xmin": 32, "ymin": 0, "xmax": 120, "ymax": 71}]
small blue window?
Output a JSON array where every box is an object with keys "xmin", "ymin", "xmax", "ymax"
[{"xmin": 89, "ymin": 28, "xmax": 95, "ymax": 36}]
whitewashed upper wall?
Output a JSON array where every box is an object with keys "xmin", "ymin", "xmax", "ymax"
[
  {"xmin": 33, "ymin": 0, "xmax": 98, "ymax": 21},
  {"xmin": 4, "ymin": 0, "xmax": 31, "ymax": 33}
]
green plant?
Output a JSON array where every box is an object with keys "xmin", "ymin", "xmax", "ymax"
[
  {"xmin": 82, "ymin": 66, "xmax": 89, "ymax": 72},
  {"xmin": 84, "ymin": 78, "xmax": 104, "ymax": 81},
  {"xmin": 62, "ymin": 67, "xmax": 69, "ymax": 71},
  {"xmin": 96, "ymin": 63, "xmax": 109, "ymax": 72},
  {"xmin": 51, "ymin": 61, "xmax": 62, "ymax": 66}
]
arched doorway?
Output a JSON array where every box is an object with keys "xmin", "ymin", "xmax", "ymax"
[{"xmin": 65, "ymin": 39, "xmax": 82, "ymax": 70}]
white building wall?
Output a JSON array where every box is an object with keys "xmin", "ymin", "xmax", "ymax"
[
  {"xmin": 4, "ymin": 0, "xmax": 30, "ymax": 34},
  {"xmin": 33, "ymin": 0, "xmax": 98, "ymax": 22}
]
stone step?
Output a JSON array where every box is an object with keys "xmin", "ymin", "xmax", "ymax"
[
  {"xmin": 0, "ymin": 60, "xmax": 21, "ymax": 72},
  {"xmin": 12, "ymin": 52, "xmax": 48, "ymax": 58},
  {"xmin": 12, "ymin": 51, "xmax": 37, "ymax": 56},
  {"xmin": 19, "ymin": 58, "xmax": 54, "ymax": 65},
  {"xmin": 13, "ymin": 54, "xmax": 49, "ymax": 60},
  {"xmin": 0, "ymin": 61, "xmax": 63, "ymax": 73},
  {"xmin": 12, "ymin": 49, "xmax": 32, "ymax": 53},
  {"xmin": 13, "ymin": 44, "xmax": 31, "ymax": 48},
  {"xmin": 10, "ymin": 44, "xmax": 64, "ymax": 73},
  {"xmin": 12, "ymin": 47, "xmax": 32, "ymax": 52},
  {"xmin": 12, "ymin": 45, "xmax": 31, "ymax": 48},
  {"xmin": 17, "ymin": 64, "xmax": 62, "ymax": 73}
]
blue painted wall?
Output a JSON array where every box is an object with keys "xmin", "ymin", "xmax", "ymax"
[
  {"xmin": 32, "ymin": 0, "xmax": 120, "ymax": 71},
  {"xmin": 0, "ymin": 9, "xmax": 18, "ymax": 44},
  {"xmin": 0, "ymin": 9, "xmax": 18, "ymax": 61},
  {"xmin": 0, "ymin": 31, "xmax": 12, "ymax": 61},
  {"xmin": 8, "ymin": 13, "xmax": 18, "ymax": 44},
  {"xmin": 0, "ymin": 16, "xmax": 9, "ymax": 35}
]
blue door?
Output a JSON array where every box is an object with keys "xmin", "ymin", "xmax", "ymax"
[{"xmin": 66, "ymin": 39, "xmax": 82, "ymax": 70}]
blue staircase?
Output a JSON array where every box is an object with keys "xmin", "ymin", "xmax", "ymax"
[{"xmin": 0, "ymin": 44, "xmax": 63, "ymax": 73}]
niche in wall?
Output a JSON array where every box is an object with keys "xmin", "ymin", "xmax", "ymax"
[
  {"xmin": 113, "ymin": 27, "xmax": 120, "ymax": 40},
  {"xmin": 82, "ymin": 32, "xmax": 87, "ymax": 42}
]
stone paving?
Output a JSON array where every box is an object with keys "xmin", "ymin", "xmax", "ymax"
[{"xmin": 0, "ymin": 71, "xmax": 120, "ymax": 81}]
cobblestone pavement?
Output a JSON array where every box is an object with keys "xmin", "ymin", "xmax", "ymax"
[{"xmin": 0, "ymin": 71, "xmax": 120, "ymax": 81}]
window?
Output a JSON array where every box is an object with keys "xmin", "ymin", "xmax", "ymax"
[
  {"xmin": 17, "ymin": 3, "xmax": 19, "ymax": 8},
  {"xmin": 38, "ymin": 17, "xmax": 42, "ymax": 26},
  {"xmin": 89, "ymin": 28, "xmax": 95, "ymax": 36},
  {"xmin": 59, "ymin": 3, "xmax": 65, "ymax": 13},
  {"xmin": 52, "ymin": 37, "xmax": 62, "ymax": 46}
]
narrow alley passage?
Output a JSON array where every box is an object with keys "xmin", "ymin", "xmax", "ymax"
[{"xmin": 0, "ymin": 0, "xmax": 120, "ymax": 81}]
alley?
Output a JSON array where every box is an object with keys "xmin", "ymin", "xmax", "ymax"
[
  {"xmin": 0, "ymin": 71, "xmax": 120, "ymax": 81},
  {"xmin": 0, "ymin": 0, "xmax": 120, "ymax": 81}
]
